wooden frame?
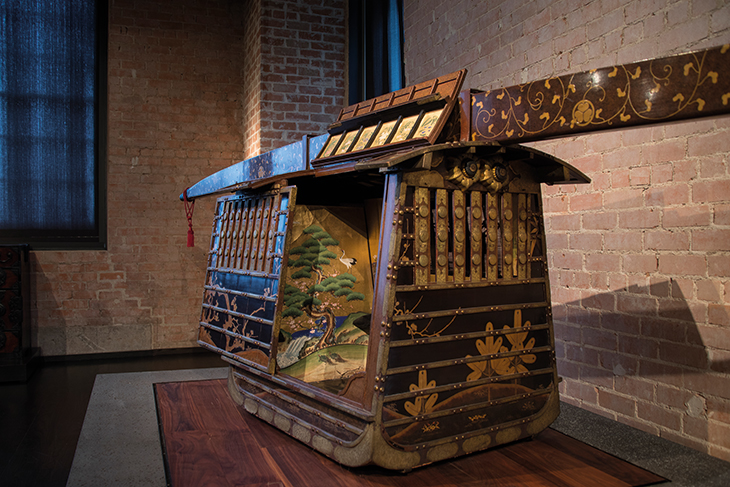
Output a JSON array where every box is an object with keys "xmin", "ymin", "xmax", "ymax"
[
  {"xmin": 313, "ymin": 70, "xmax": 467, "ymax": 166},
  {"xmin": 462, "ymin": 44, "xmax": 730, "ymax": 143}
]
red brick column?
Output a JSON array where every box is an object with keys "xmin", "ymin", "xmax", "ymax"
[{"xmin": 245, "ymin": 0, "xmax": 346, "ymax": 157}]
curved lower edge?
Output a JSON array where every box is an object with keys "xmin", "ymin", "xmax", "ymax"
[
  {"xmin": 227, "ymin": 366, "xmax": 374, "ymax": 467},
  {"xmin": 226, "ymin": 366, "xmax": 560, "ymax": 471},
  {"xmin": 227, "ymin": 366, "xmax": 244, "ymax": 406},
  {"xmin": 380, "ymin": 389, "xmax": 560, "ymax": 470}
]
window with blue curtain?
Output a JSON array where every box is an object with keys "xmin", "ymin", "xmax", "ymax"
[
  {"xmin": 0, "ymin": 0, "xmax": 106, "ymax": 249},
  {"xmin": 348, "ymin": 0, "xmax": 405, "ymax": 104}
]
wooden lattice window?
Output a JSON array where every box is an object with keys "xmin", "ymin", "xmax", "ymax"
[{"xmin": 197, "ymin": 187, "xmax": 295, "ymax": 371}]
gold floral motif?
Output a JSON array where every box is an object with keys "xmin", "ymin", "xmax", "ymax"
[
  {"xmin": 503, "ymin": 309, "xmax": 537, "ymax": 374},
  {"xmin": 445, "ymin": 159, "xmax": 486, "ymax": 191},
  {"xmin": 465, "ymin": 321, "xmax": 511, "ymax": 381},
  {"xmin": 571, "ymin": 100, "xmax": 594, "ymax": 127},
  {"xmin": 465, "ymin": 310, "xmax": 536, "ymax": 382},
  {"xmin": 422, "ymin": 421, "xmax": 440, "ymax": 433},
  {"xmin": 404, "ymin": 370, "xmax": 439, "ymax": 416}
]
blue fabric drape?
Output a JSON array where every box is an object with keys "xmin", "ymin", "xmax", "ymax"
[{"xmin": 0, "ymin": 0, "xmax": 97, "ymax": 239}]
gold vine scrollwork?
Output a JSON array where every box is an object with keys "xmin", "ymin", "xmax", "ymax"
[
  {"xmin": 472, "ymin": 46, "xmax": 727, "ymax": 142},
  {"xmin": 473, "ymin": 76, "xmax": 570, "ymax": 140}
]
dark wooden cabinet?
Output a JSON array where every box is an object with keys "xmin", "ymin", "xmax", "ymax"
[{"xmin": 0, "ymin": 245, "xmax": 40, "ymax": 382}]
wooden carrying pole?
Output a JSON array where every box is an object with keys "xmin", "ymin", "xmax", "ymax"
[{"xmin": 461, "ymin": 44, "xmax": 730, "ymax": 143}]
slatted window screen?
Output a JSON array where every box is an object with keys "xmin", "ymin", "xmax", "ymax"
[
  {"xmin": 198, "ymin": 189, "xmax": 293, "ymax": 371},
  {"xmin": 400, "ymin": 186, "xmax": 544, "ymax": 287}
]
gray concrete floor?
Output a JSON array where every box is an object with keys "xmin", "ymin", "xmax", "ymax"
[
  {"xmin": 66, "ymin": 369, "xmax": 730, "ymax": 486},
  {"xmin": 0, "ymin": 350, "xmax": 225, "ymax": 487},
  {"xmin": 66, "ymin": 367, "xmax": 228, "ymax": 487},
  {"xmin": 551, "ymin": 403, "xmax": 730, "ymax": 487}
]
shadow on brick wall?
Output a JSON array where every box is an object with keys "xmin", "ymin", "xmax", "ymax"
[{"xmin": 553, "ymin": 280, "xmax": 729, "ymax": 449}]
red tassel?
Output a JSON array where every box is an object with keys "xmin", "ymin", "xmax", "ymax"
[{"xmin": 183, "ymin": 188, "xmax": 195, "ymax": 247}]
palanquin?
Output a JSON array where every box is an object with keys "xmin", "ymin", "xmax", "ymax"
[{"xmin": 180, "ymin": 45, "xmax": 729, "ymax": 470}]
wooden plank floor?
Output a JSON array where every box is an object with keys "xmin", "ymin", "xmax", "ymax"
[{"xmin": 154, "ymin": 379, "xmax": 666, "ymax": 487}]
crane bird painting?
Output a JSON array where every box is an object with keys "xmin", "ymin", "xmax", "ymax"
[{"xmin": 339, "ymin": 249, "xmax": 356, "ymax": 270}]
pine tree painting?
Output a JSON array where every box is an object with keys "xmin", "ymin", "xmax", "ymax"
[
  {"xmin": 282, "ymin": 224, "xmax": 366, "ymax": 352},
  {"xmin": 275, "ymin": 205, "xmax": 373, "ymax": 389}
]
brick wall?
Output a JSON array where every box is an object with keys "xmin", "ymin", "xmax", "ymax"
[
  {"xmin": 251, "ymin": 0, "xmax": 346, "ymax": 156},
  {"xmin": 404, "ymin": 0, "xmax": 730, "ymax": 462},
  {"xmin": 243, "ymin": 0, "xmax": 262, "ymax": 159},
  {"xmin": 31, "ymin": 0, "xmax": 346, "ymax": 356}
]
